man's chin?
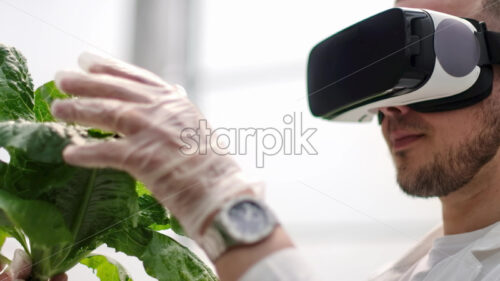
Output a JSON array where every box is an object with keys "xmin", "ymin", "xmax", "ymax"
[
  {"xmin": 394, "ymin": 155, "xmax": 442, "ymax": 198},
  {"xmin": 393, "ymin": 149, "xmax": 422, "ymax": 171},
  {"xmin": 395, "ymin": 164, "xmax": 468, "ymax": 198},
  {"xmin": 398, "ymin": 180, "xmax": 438, "ymax": 198}
]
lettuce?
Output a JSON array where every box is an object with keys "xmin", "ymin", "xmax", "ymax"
[{"xmin": 0, "ymin": 44, "xmax": 217, "ymax": 281}]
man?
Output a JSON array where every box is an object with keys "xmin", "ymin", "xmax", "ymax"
[
  {"xmin": 17, "ymin": 0, "xmax": 497, "ymax": 281},
  {"xmin": 366, "ymin": 0, "xmax": 500, "ymax": 280}
]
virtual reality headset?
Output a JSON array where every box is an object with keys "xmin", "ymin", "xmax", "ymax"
[{"xmin": 307, "ymin": 8, "xmax": 500, "ymax": 122}]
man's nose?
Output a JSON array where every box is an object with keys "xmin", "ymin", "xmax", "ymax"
[{"xmin": 378, "ymin": 105, "xmax": 410, "ymax": 118}]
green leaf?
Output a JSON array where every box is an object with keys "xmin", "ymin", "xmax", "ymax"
[
  {"xmin": 47, "ymin": 168, "xmax": 139, "ymax": 246},
  {"xmin": 32, "ymin": 168, "xmax": 140, "ymax": 279},
  {"xmin": 0, "ymin": 121, "xmax": 87, "ymax": 163},
  {"xmin": 106, "ymin": 228, "xmax": 218, "ymax": 281},
  {"xmin": 135, "ymin": 182, "xmax": 170, "ymax": 231},
  {"xmin": 135, "ymin": 181, "xmax": 151, "ymax": 197},
  {"xmin": 0, "ymin": 201, "xmax": 28, "ymax": 252},
  {"xmin": 105, "ymin": 225, "xmax": 151, "ymax": 258},
  {"xmin": 0, "ymin": 149, "xmax": 76, "ymax": 199},
  {"xmin": 33, "ymin": 81, "xmax": 70, "ymax": 122},
  {"xmin": 0, "ymin": 225, "xmax": 29, "ymax": 254},
  {"xmin": 169, "ymin": 215, "xmax": 186, "ymax": 237},
  {"xmin": 0, "ymin": 121, "xmax": 79, "ymax": 200},
  {"xmin": 0, "ymin": 190, "xmax": 72, "ymax": 246},
  {"xmin": 137, "ymin": 194, "xmax": 170, "ymax": 231},
  {"xmin": 0, "ymin": 229, "xmax": 8, "ymax": 249},
  {"xmin": 81, "ymin": 254, "xmax": 133, "ymax": 281},
  {"xmin": 87, "ymin": 128, "xmax": 117, "ymax": 139},
  {"xmin": 142, "ymin": 232, "xmax": 218, "ymax": 281},
  {"xmin": 0, "ymin": 44, "xmax": 35, "ymax": 121}
]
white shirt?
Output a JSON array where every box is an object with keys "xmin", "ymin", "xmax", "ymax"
[
  {"xmin": 239, "ymin": 221, "xmax": 500, "ymax": 281},
  {"xmin": 370, "ymin": 221, "xmax": 500, "ymax": 281},
  {"xmin": 397, "ymin": 221, "xmax": 500, "ymax": 281}
]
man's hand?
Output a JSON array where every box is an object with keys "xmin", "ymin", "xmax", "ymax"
[
  {"xmin": 51, "ymin": 52, "xmax": 263, "ymax": 242},
  {"xmin": 51, "ymin": 52, "xmax": 296, "ymax": 281},
  {"xmin": 0, "ymin": 249, "xmax": 67, "ymax": 281}
]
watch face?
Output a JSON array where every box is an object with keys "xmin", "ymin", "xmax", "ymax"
[{"xmin": 226, "ymin": 200, "xmax": 271, "ymax": 240}]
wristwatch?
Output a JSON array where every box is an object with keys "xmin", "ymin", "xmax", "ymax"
[{"xmin": 199, "ymin": 195, "xmax": 279, "ymax": 261}]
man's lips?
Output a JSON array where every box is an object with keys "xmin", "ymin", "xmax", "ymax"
[{"xmin": 389, "ymin": 131, "xmax": 425, "ymax": 151}]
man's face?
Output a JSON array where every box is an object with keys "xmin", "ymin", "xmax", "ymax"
[{"xmin": 380, "ymin": 0, "xmax": 500, "ymax": 198}]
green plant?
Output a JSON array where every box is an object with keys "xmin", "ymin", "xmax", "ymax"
[{"xmin": 0, "ymin": 44, "xmax": 218, "ymax": 281}]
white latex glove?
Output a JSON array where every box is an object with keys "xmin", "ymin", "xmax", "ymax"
[
  {"xmin": 0, "ymin": 249, "xmax": 67, "ymax": 281},
  {"xmin": 51, "ymin": 52, "xmax": 264, "ymax": 241}
]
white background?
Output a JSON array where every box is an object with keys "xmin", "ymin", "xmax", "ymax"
[{"xmin": 0, "ymin": 1, "xmax": 442, "ymax": 280}]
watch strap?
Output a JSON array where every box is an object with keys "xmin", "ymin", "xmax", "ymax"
[{"xmin": 199, "ymin": 226, "xmax": 227, "ymax": 261}]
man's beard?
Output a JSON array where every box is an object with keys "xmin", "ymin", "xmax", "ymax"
[{"xmin": 395, "ymin": 98, "xmax": 500, "ymax": 198}]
